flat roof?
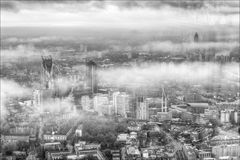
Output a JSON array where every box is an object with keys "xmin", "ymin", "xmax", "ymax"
[{"xmin": 187, "ymin": 103, "xmax": 209, "ymax": 108}]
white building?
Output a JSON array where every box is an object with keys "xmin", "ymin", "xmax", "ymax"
[
  {"xmin": 93, "ymin": 93, "xmax": 112, "ymax": 115},
  {"xmin": 81, "ymin": 95, "xmax": 93, "ymax": 111},
  {"xmin": 136, "ymin": 99, "xmax": 149, "ymax": 120},
  {"xmin": 33, "ymin": 89, "xmax": 41, "ymax": 107},
  {"xmin": 204, "ymin": 109, "xmax": 219, "ymax": 119},
  {"xmin": 75, "ymin": 124, "xmax": 83, "ymax": 137},
  {"xmin": 233, "ymin": 110, "xmax": 238, "ymax": 124},
  {"xmin": 220, "ymin": 110, "xmax": 231, "ymax": 123},
  {"xmin": 198, "ymin": 151, "xmax": 212, "ymax": 160},
  {"xmin": 212, "ymin": 144, "xmax": 240, "ymax": 159},
  {"xmin": 113, "ymin": 92, "xmax": 130, "ymax": 118}
]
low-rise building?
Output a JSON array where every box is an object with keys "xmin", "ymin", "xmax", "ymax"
[
  {"xmin": 198, "ymin": 150, "xmax": 212, "ymax": 160},
  {"xmin": 183, "ymin": 144, "xmax": 197, "ymax": 160},
  {"xmin": 116, "ymin": 134, "xmax": 129, "ymax": 144},
  {"xmin": 74, "ymin": 142, "xmax": 105, "ymax": 160},
  {"xmin": 1, "ymin": 134, "xmax": 29, "ymax": 144},
  {"xmin": 187, "ymin": 103, "xmax": 209, "ymax": 114},
  {"xmin": 42, "ymin": 122, "xmax": 74, "ymax": 142},
  {"xmin": 210, "ymin": 134, "xmax": 240, "ymax": 146},
  {"xmin": 219, "ymin": 156, "xmax": 238, "ymax": 160},
  {"xmin": 46, "ymin": 150, "xmax": 71, "ymax": 160},
  {"xmin": 43, "ymin": 142, "xmax": 62, "ymax": 151},
  {"xmin": 111, "ymin": 150, "xmax": 121, "ymax": 160},
  {"xmin": 212, "ymin": 144, "xmax": 240, "ymax": 159},
  {"xmin": 126, "ymin": 146, "xmax": 141, "ymax": 159},
  {"xmin": 220, "ymin": 110, "xmax": 231, "ymax": 123},
  {"xmin": 75, "ymin": 124, "xmax": 83, "ymax": 137}
]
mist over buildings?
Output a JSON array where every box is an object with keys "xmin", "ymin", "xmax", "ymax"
[
  {"xmin": 98, "ymin": 62, "xmax": 239, "ymax": 88},
  {"xmin": 0, "ymin": 79, "xmax": 32, "ymax": 119},
  {"xmin": 0, "ymin": 1, "xmax": 240, "ymax": 159}
]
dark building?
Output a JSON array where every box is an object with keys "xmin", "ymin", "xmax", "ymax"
[
  {"xmin": 86, "ymin": 60, "xmax": 97, "ymax": 94},
  {"xmin": 194, "ymin": 32, "xmax": 199, "ymax": 42},
  {"xmin": 41, "ymin": 56, "xmax": 53, "ymax": 89}
]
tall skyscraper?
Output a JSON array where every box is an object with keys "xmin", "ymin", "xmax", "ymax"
[
  {"xmin": 161, "ymin": 87, "xmax": 168, "ymax": 112},
  {"xmin": 86, "ymin": 60, "xmax": 97, "ymax": 94},
  {"xmin": 41, "ymin": 56, "xmax": 54, "ymax": 89}
]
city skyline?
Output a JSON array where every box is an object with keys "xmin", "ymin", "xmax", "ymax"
[{"xmin": 1, "ymin": 0, "xmax": 239, "ymax": 160}]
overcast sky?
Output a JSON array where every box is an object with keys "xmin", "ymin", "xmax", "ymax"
[{"xmin": 1, "ymin": 0, "xmax": 239, "ymax": 31}]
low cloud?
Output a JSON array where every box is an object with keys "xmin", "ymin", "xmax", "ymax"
[
  {"xmin": 1, "ymin": 79, "xmax": 31, "ymax": 119},
  {"xmin": 41, "ymin": 95, "xmax": 76, "ymax": 113},
  {"xmin": 141, "ymin": 41, "xmax": 239, "ymax": 54},
  {"xmin": 54, "ymin": 76, "xmax": 84, "ymax": 95},
  {"xmin": 98, "ymin": 62, "xmax": 239, "ymax": 88},
  {"xmin": 1, "ymin": 44, "xmax": 56, "ymax": 61},
  {"xmin": 3, "ymin": 36, "xmax": 75, "ymax": 43}
]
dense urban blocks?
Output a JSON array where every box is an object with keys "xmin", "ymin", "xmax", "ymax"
[{"xmin": 1, "ymin": 1, "xmax": 240, "ymax": 159}]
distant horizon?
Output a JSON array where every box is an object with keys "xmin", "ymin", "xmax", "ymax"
[{"xmin": 1, "ymin": 1, "xmax": 238, "ymax": 29}]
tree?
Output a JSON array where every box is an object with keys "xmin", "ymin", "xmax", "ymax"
[
  {"xmin": 2, "ymin": 143, "xmax": 17, "ymax": 155},
  {"xmin": 103, "ymin": 149, "xmax": 112, "ymax": 160},
  {"xmin": 198, "ymin": 131, "xmax": 204, "ymax": 142},
  {"xmin": 172, "ymin": 131, "xmax": 181, "ymax": 140},
  {"xmin": 115, "ymin": 123, "xmax": 127, "ymax": 133},
  {"xmin": 142, "ymin": 124, "xmax": 151, "ymax": 130},
  {"xmin": 157, "ymin": 132, "xmax": 168, "ymax": 145},
  {"xmin": 138, "ymin": 132, "xmax": 147, "ymax": 147},
  {"xmin": 148, "ymin": 131, "xmax": 161, "ymax": 138},
  {"xmin": 209, "ymin": 118, "xmax": 222, "ymax": 127},
  {"xmin": 212, "ymin": 127, "xmax": 219, "ymax": 137},
  {"xmin": 113, "ymin": 141, "xmax": 123, "ymax": 149},
  {"xmin": 74, "ymin": 114, "xmax": 128, "ymax": 149},
  {"xmin": 17, "ymin": 141, "xmax": 29, "ymax": 151}
]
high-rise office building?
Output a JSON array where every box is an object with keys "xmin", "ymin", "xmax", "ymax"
[
  {"xmin": 32, "ymin": 89, "xmax": 53, "ymax": 113},
  {"xmin": 113, "ymin": 92, "xmax": 130, "ymax": 118},
  {"xmin": 93, "ymin": 93, "xmax": 112, "ymax": 115},
  {"xmin": 136, "ymin": 97, "xmax": 149, "ymax": 120},
  {"xmin": 86, "ymin": 60, "xmax": 97, "ymax": 94},
  {"xmin": 220, "ymin": 110, "xmax": 231, "ymax": 123},
  {"xmin": 160, "ymin": 87, "xmax": 168, "ymax": 113},
  {"xmin": 194, "ymin": 32, "xmax": 199, "ymax": 42},
  {"xmin": 81, "ymin": 95, "xmax": 93, "ymax": 111},
  {"xmin": 33, "ymin": 89, "xmax": 41, "ymax": 107},
  {"xmin": 41, "ymin": 56, "xmax": 54, "ymax": 90}
]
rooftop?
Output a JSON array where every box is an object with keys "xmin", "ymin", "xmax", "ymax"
[
  {"xmin": 187, "ymin": 103, "xmax": 209, "ymax": 108},
  {"xmin": 213, "ymin": 129, "xmax": 240, "ymax": 140},
  {"xmin": 117, "ymin": 133, "xmax": 129, "ymax": 141}
]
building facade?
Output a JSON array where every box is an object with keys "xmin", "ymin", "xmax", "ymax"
[{"xmin": 113, "ymin": 92, "xmax": 130, "ymax": 118}]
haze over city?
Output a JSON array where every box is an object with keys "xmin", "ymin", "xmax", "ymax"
[{"xmin": 0, "ymin": 0, "xmax": 239, "ymax": 160}]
